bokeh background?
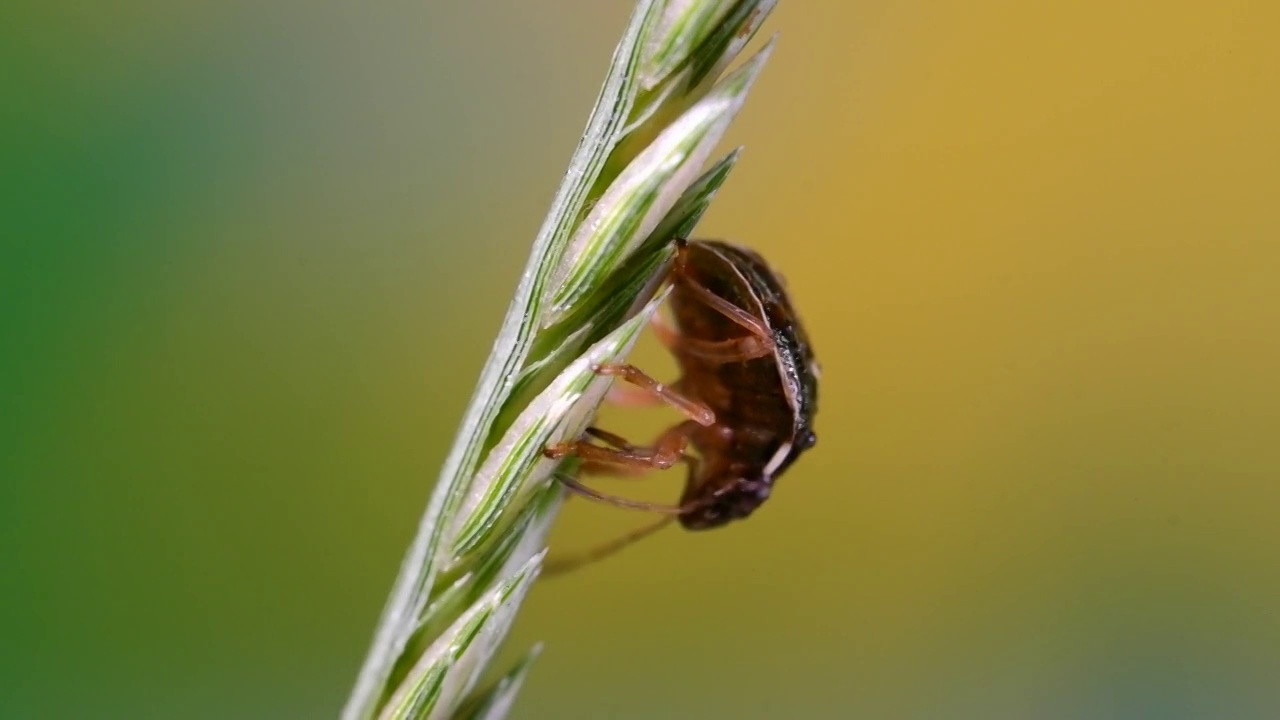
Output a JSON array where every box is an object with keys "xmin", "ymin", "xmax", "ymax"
[{"xmin": 4, "ymin": 1, "xmax": 1278, "ymax": 718}]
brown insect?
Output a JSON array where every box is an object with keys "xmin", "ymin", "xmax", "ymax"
[{"xmin": 544, "ymin": 238, "xmax": 819, "ymax": 572}]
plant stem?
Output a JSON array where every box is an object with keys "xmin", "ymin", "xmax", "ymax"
[{"xmin": 342, "ymin": 3, "xmax": 778, "ymax": 718}]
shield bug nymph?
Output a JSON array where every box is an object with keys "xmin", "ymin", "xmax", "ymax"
[{"xmin": 544, "ymin": 238, "xmax": 819, "ymax": 571}]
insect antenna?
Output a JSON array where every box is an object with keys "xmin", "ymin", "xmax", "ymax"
[
  {"xmin": 543, "ymin": 471, "xmax": 739, "ymax": 577},
  {"xmin": 553, "ymin": 472, "xmax": 688, "ymax": 514},
  {"xmin": 543, "ymin": 515, "xmax": 676, "ymax": 577}
]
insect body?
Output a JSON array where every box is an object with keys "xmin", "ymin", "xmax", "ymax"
[
  {"xmin": 545, "ymin": 238, "xmax": 819, "ymax": 544},
  {"xmin": 660, "ymin": 239, "xmax": 819, "ymax": 528}
]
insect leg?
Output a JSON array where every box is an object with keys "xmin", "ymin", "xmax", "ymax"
[
  {"xmin": 542, "ymin": 516, "xmax": 677, "ymax": 577},
  {"xmin": 594, "ymin": 362, "xmax": 715, "ymax": 426},
  {"xmin": 671, "ymin": 335, "xmax": 773, "ymax": 363},
  {"xmin": 542, "ymin": 460, "xmax": 743, "ymax": 578},
  {"xmin": 553, "ymin": 473, "xmax": 687, "ymax": 512},
  {"xmin": 648, "ymin": 302, "xmax": 770, "ymax": 363},
  {"xmin": 648, "ymin": 310, "xmax": 681, "ymax": 350},
  {"xmin": 604, "ymin": 381, "xmax": 668, "ymax": 408},
  {"xmin": 673, "ymin": 239, "xmax": 775, "ymax": 343},
  {"xmin": 680, "ymin": 279, "xmax": 775, "ymax": 342},
  {"xmin": 544, "ymin": 420, "xmax": 697, "ymax": 474},
  {"xmin": 584, "ymin": 426, "xmax": 640, "ymax": 450}
]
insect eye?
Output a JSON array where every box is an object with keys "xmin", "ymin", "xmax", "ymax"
[{"xmin": 802, "ymin": 431, "xmax": 817, "ymax": 449}]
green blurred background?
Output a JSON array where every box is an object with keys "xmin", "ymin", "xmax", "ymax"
[{"xmin": 4, "ymin": 1, "xmax": 1278, "ymax": 718}]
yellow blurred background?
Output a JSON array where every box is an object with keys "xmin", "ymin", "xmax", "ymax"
[{"xmin": 4, "ymin": 1, "xmax": 1278, "ymax": 718}]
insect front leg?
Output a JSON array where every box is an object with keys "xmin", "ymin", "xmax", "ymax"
[{"xmin": 673, "ymin": 239, "xmax": 776, "ymax": 345}]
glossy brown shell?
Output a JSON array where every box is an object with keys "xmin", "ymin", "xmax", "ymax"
[{"xmin": 670, "ymin": 240, "xmax": 819, "ymax": 529}]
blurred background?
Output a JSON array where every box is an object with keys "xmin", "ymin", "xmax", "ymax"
[{"xmin": 3, "ymin": 1, "xmax": 1278, "ymax": 718}]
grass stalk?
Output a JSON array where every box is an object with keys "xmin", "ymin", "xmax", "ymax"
[{"xmin": 342, "ymin": 3, "xmax": 778, "ymax": 718}]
